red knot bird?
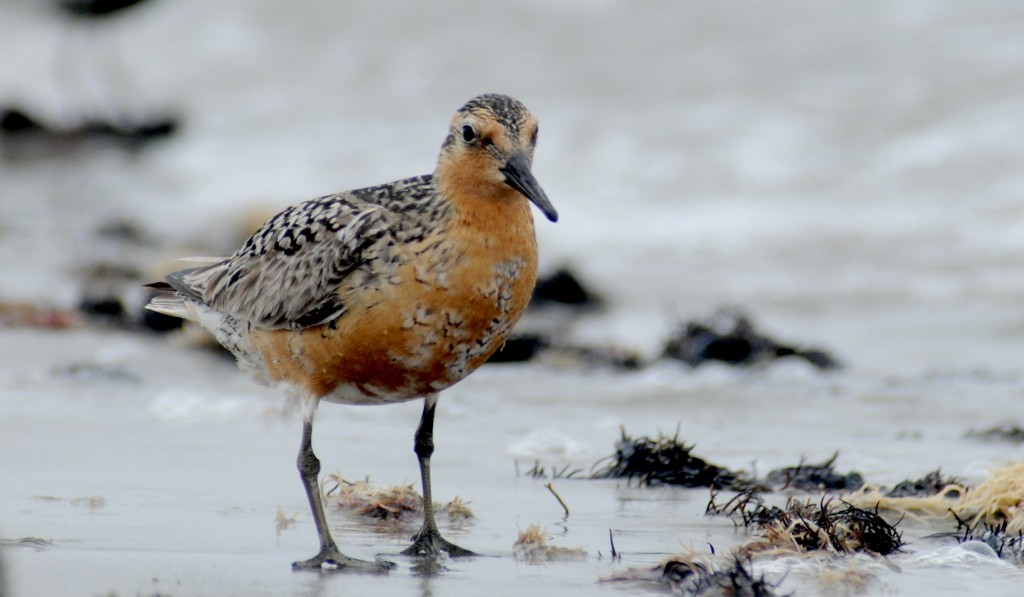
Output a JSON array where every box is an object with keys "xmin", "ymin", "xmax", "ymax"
[{"xmin": 146, "ymin": 93, "xmax": 557, "ymax": 571}]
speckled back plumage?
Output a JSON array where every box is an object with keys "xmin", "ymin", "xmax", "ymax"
[{"xmin": 167, "ymin": 175, "xmax": 451, "ymax": 330}]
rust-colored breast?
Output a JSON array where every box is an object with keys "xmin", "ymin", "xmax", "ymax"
[{"xmin": 248, "ymin": 192, "xmax": 538, "ymax": 404}]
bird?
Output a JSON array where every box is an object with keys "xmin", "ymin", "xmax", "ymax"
[{"xmin": 146, "ymin": 93, "xmax": 558, "ymax": 571}]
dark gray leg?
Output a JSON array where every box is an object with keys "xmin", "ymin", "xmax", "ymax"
[
  {"xmin": 401, "ymin": 394, "xmax": 476, "ymax": 557},
  {"xmin": 292, "ymin": 416, "xmax": 395, "ymax": 571}
]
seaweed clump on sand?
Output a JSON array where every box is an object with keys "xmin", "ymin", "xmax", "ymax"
[
  {"xmin": 966, "ymin": 423, "xmax": 1024, "ymax": 444},
  {"xmin": 589, "ymin": 432, "xmax": 866, "ymax": 492},
  {"xmin": 847, "ymin": 461, "xmax": 1024, "ymax": 535},
  {"xmin": 707, "ymin": 493, "xmax": 904, "ymax": 557},
  {"xmin": 1, "ymin": 105, "xmax": 177, "ymax": 155},
  {"xmin": 492, "ymin": 300, "xmax": 838, "ymax": 373},
  {"xmin": 682, "ymin": 557, "xmax": 787, "ymax": 597},
  {"xmin": 529, "ymin": 267, "xmax": 604, "ymax": 310},
  {"xmin": 512, "ymin": 523, "xmax": 587, "ymax": 562},
  {"xmin": 606, "ymin": 554, "xmax": 787, "ymax": 597},
  {"xmin": 953, "ymin": 517, "xmax": 1024, "ymax": 566},
  {"xmin": 661, "ymin": 309, "xmax": 839, "ymax": 370},
  {"xmin": 886, "ymin": 469, "xmax": 963, "ymax": 498},
  {"xmin": 488, "ymin": 333, "xmax": 643, "ymax": 370},
  {"xmin": 591, "ymin": 428, "xmax": 740, "ymax": 489},
  {"xmin": 765, "ymin": 453, "xmax": 864, "ymax": 492},
  {"xmin": 844, "ymin": 462, "xmax": 1024, "ymax": 567},
  {"xmin": 321, "ymin": 474, "xmax": 472, "ymax": 526}
]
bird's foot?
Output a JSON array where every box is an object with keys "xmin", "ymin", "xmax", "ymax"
[
  {"xmin": 401, "ymin": 528, "xmax": 477, "ymax": 558},
  {"xmin": 292, "ymin": 546, "xmax": 396, "ymax": 572}
]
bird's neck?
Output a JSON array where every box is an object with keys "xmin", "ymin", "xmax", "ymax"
[{"xmin": 435, "ymin": 168, "xmax": 533, "ymax": 230}]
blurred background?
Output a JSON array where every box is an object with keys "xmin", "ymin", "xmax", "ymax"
[
  {"xmin": 1, "ymin": 1, "xmax": 1023, "ymax": 595},
  {"xmin": 2, "ymin": 0, "xmax": 1023, "ymax": 373},
  {"xmin": 1, "ymin": 0, "xmax": 1022, "ymax": 373}
]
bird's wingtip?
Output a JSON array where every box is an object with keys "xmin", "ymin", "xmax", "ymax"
[{"xmin": 144, "ymin": 295, "xmax": 189, "ymax": 319}]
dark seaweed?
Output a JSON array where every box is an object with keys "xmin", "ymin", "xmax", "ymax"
[
  {"xmin": 666, "ymin": 557, "xmax": 788, "ymax": 597},
  {"xmin": 592, "ymin": 428, "xmax": 739, "ymax": 488},
  {"xmin": 662, "ymin": 310, "xmax": 839, "ymax": 370},
  {"xmin": 953, "ymin": 513, "xmax": 1024, "ymax": 565},
  {"xmin": 530, "ymin": 268, "xmax": 603, "ymax": 308},
  {"xmin": 886, "ymin": 469, "xmax": 962, "ymax": 498},
  {"xmin": 966, "ymin": 423, "xmax": 1024, "ymax": 444},
  {"xmin": 707, "ymin": 493, "xmax": 904, "ymax": 556},
  {"xmin": 830, "ymin": 502, "xmax": 904, "ymax": 555},
  {"xmin": 765, "ymin": 453, "xmax": 864, "ymax": 492}
]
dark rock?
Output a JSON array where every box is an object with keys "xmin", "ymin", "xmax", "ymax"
[
  {"xmin": 485, "ymin": 332, "xmax": 643, "ymax": 369},
  {"xmin": 140, "ymin": 304, "xmax": 184, "ymax": 333},
  {"xmin": 1, "ymin": 104, "xmax": 178, "ymax": 154},
  {"xmin": 487, "ymin": 334, "xmax": 548, "ymax": 363},
  {"xmin": 60, "ymin": 0, "xmax": 153, "ymax": 18},
  {"xmin": 78, "ymin": 116, "xmax": 178, "ymax": 144},
  {"xmin": 662, "ymin": 310, "xmax": 840, "ymax": 370},
  {"xmin": 531, "ymin": 268, "xmax": 602, "ymax": 309},
  {"xmin": 78, "ymin": 296, "xmax": 126, "ymax": 322},
  {"xmin": 553, "ymin": 344, "xmax": 644, "ymax": 370},
  {"xmin": 1, "ymin": 109, "xmax": 43, "ymax": 133}
]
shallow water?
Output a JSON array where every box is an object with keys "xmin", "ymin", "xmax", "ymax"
[{"xmin": 2, "ymin": 1, "xmax": 1024, "ymax": 595}]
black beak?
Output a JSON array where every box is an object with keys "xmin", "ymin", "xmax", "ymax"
[{"xmin": 500, "ymin": 152, "xmax": 558, "ymax": 223}]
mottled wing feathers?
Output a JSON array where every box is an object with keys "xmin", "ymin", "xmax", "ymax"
[{"xmin": 168, "ymin": 189, "xmax": 402, "ymax": 330}]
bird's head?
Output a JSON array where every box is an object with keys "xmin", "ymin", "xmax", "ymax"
[{"xmin": 437, "ymin": 94, "xmax": 558, "ymax": 223}]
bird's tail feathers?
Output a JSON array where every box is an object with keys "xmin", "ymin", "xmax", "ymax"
[{"xmin": 145, "ymin": 295, "xmax": 191, "ymax": 320}]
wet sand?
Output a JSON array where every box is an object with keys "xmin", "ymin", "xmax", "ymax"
[{"xmin": 3, "ymin": 328, "xmax": 1024, "ymax": 595}]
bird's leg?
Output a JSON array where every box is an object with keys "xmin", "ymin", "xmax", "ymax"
[
  {"xmin": 401, "ymin": 394, "xmax": 477, "ymax": 557},
  {"xmin": 292, "ymin": 414, "xmax": 394, "ymax": 572}
]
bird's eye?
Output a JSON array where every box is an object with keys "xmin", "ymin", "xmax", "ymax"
[
  {"xmin": 461, "ymin": 125, "xmax": 477, "ymax": 143},
  {"xmin": 530, "ymin": 127, "xmax": 538, "ymax": 146}
]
